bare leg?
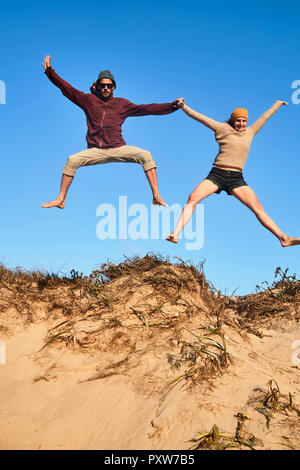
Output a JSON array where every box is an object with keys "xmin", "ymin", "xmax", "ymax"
[
  {"xmin": 145, "ymin": 168, "xmax": 167, "ymax": 207},
  {"xmin": 231, "ymin": 185, "xmax": 300, "ymax": 247},
  {"xmin": 166, "ymin": 179, "xmax": 219, "ymax": 243},
  {"xmin": 41, "ymin": 174, "xmax": 73, "ymax": 209}
]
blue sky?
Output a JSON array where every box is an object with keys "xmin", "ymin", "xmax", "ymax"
[{"xmin": 1, "ymin": 0, "xmax": 300, "ymax": 294}]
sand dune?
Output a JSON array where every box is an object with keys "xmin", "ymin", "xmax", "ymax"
[{"xmin": 0, "ymin": 256, "xmax": 299, "ymax": 450}]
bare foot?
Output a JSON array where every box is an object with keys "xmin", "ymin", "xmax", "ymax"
[
  {"xmin": 152, "ymin": 195, "xmax": 168, "ymax": 207},
  {"xmin": 281, "ymin": 236, "xmax": 300, "ymax": 247},
  {"xmin": 41, "ymin": 198, "xmax": 65, "ymax": 209},
  {"xmin": 166, "ymin": 234, "xmax": 178, "ymax": 244}
]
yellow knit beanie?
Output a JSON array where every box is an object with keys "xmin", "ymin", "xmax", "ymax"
[{"xmin": 231, "ymin": 108, "xmax": 248, "ymax": 121}]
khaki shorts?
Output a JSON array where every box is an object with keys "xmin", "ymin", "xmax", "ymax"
[{"xmin": 62, "ymin": 145, "xmax": 157, "ymax": 177}]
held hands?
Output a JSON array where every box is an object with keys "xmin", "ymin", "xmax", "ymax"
[
  {"xmin": 173, "ymin": 97, "xmax": 185, "ymax": 108},
  {"xmin": 42, "ymin": 55, "xmax": 51, "ymax": 70}
]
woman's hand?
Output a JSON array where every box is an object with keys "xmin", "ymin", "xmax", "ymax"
[
  {"xmin": 276, "ymin": 100, "xmax": 288, "ymax": 106},
  {"xmin": 42, "ymin": 55, "xmax": 51, "ymax": 70}
]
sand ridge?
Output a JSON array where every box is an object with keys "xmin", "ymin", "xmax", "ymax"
[{"xmin": 0, "ymin": 256, "xmax": 299, "ymax": 450}]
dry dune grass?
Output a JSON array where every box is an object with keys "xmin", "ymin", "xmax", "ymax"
[
  {"xmin": 0, "ymin": 256, "xmax": 299, "ymax": 450},
  {"xmin": 1, "ymin": 255, "xmax": 230, "ymax": 387},
  {"xmin": 235, "ymin": 267, "xmax": 300, "ymax": 325}
]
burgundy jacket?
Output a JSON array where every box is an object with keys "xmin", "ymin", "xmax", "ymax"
[{"xmin": 45, "ymin": 67, "xmax": 178, "ymax": 149}]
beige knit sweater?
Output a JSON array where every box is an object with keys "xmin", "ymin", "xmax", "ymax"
[{"xmin": 182, "ymin": 101, "xmax": 282, "ymax": 170}]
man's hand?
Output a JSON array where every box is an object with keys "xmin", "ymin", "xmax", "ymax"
[
  {"xmin": 276, "ymin": 100, "xmax": 288, "ymax": 106},
  {"xmin": 42, "ymin": 55, "xmax": 51, "ymax": 71},
  {"xmin": 173, "ymin": 97, "xmax": 185, "ymax": 108}
]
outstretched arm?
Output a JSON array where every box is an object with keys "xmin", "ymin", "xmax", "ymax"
[
  {"xmin": 43, "ymin": 55, "xmax": 86, "ymax": 108},
  {"xmin": 250, "ymin": 101, "xmax": 288, "ymax": 135},
  {"xmin": 124, "ymin": 97, "xmax": 182, "ymax": 117},
  {"xmin": 182, "ymin": 103, "xmax": 222, "ymax": 132}
]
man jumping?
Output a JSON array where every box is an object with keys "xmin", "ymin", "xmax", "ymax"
[{"xmin": 42, "ymin": 55, "xmax": 181, "ymax": 209}]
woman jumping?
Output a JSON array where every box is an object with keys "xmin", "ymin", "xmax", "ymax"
[{"xmin": 167, "ymin": 99, "xmax": 300, "ymax": 247}]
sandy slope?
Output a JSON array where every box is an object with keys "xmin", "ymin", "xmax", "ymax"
[{"xmin": 0, "ymin": 259, "xmax": 299, "ymax": 450}]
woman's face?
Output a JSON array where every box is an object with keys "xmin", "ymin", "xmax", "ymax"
[{"xmin": 234, "ymin": 117, "xmax": 248, "ymax": 132}]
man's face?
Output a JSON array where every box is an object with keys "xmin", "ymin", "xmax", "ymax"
[{"xmin": 97, "ymin": 78, "xmax": 115, "ymax": 100}]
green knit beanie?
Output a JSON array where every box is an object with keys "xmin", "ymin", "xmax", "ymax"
[{"xmin": 97, "ymin": 70, "xmax": 116, "ymax": 88}]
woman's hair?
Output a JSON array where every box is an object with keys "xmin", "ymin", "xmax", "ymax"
[{"xmin": 225, "ymin": 118, "xmax": 235, "ymax": 128}]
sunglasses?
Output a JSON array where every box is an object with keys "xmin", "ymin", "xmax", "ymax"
[{"xmin": 99, "ymin": 83, "xmax": 114, "ymax": 89}]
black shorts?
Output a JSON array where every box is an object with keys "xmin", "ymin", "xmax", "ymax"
[{"xmin": 205, "ymin": 167, "xmax": 248, "ymax": 195}]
